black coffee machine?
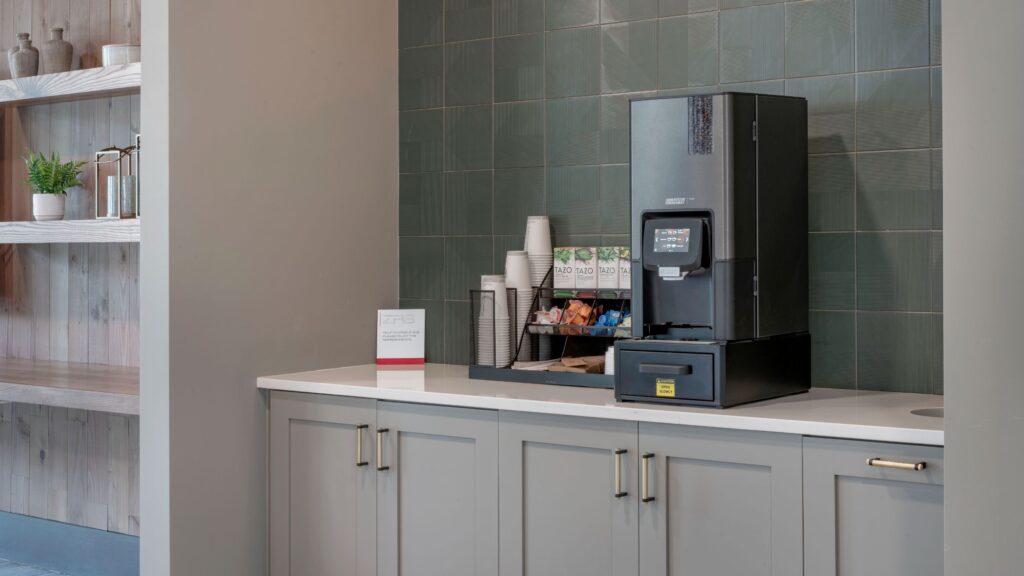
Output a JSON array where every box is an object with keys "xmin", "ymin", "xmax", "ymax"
[{"xmin": 615, "ymin": 93, "xmax": 810, "ymax": 407}]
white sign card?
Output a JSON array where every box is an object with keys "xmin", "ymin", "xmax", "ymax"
[{"xmin": 376, "ymin": 309, "xmax": 425, "ymax": 365}]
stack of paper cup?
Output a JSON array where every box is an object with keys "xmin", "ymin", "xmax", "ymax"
[
  {"xmin": 505, "ymin": 250, "xmax": 532, "ymax": 362},
  {"xmin": 478, "ymin": 275, "xmax": 511, "ymax": 367},
  {"xmin": 524, "ymin": 216, "xmax": 553, "ymax": 359}
]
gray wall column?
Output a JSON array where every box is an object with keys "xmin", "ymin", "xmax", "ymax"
[
  {"xmin": 944, "ymin": 1, "xmax": 1024, "ymax": 573},
  {"xmin": 140, "ymin": 0, "xmax": 399, "ymax": 573}
]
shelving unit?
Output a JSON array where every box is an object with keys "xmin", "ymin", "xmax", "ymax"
[
  {"xmin": 0, "ymin": 358, "xmax": 139, "ymax": 415},
  {"xmin": 0, "ymin": 218, "xmax": 140, "ymax": 244},
  {"xmin": 0, "ymin": 63, "xmax": 141, "ymax": 107}
]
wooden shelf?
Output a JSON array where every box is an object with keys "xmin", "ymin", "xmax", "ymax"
[
  {"xmin": 0, "ymin": 219, "xmax": 140, "ymax": 244},
  {"xmin": 0, "ymin": 63, "xmax": 141, "ymax": 107},
  {"xmin": 0, "ymin": 358, "xmax": 138, "ymax": 414}
]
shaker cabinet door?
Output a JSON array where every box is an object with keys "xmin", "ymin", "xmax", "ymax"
[
  {"xmin": 377, "ymin": 401, "xmax": 499, "ymax": 576},
  {"xmin": 269, "ymin": 391, "xmax": 377, "ymax": 576},
  {"xmin": 637, "ymin": 423, "xmax": 803, "ymax": 576},
  {"xmin": 803, "ymin": 437, "xmax": 944, "ymax": 576},
  {"xmin": 499, "ymin": 412, "xmax": 639, "ymax": 576}
]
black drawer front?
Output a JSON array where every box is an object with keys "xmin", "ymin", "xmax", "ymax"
[{"xmin": 617, "ymin": 350, "xmax": 715, "ymax": 401}]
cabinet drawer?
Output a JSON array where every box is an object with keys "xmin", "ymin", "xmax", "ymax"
[{"xmin": 617, "ymin": 350, "xmax": 714, "ymax": 401}]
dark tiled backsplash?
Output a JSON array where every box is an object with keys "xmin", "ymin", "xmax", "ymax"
[{"xmin": 399, "ymin": 0, "xmax": 943, "ymax": 394}]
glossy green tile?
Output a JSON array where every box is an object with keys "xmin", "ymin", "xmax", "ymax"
[
  {"xmin": 602, "ymin": 0, "xmax": 658, "ymax": 23},
  {"xmin": 400, "ymin": 109, "xmax": 444, "ymax": 173},
  {"xmin": 546, "ymin": 27, "xmax": 602, "ymax": 97},
  {"xmin": 400, "ymin": 237, "xmax": 445, "ymax": 299},
  {"xmin": 447, "ymin": 0, "xmax": 492, "ymax": 41},
  {"xmin": 546, "ymin": 97, "xmax": 601, "ymax": 166},
  {"xmin": 658, "ymin": 14, "xmax": 718, "ymax": 89},
  {"xmin": 494, "ymin": 168, "xmax": 545, "ymax": 234},
  {"xmin": 857, "ymin": 311, "xmax": 941, "ymax": 393},
  {"xmin": 445, "ymin": 105, "xmax": 493, "ymax": 170},
  {"xmin": 553, "ymin": 234, "xmax": 603, "ymax": 248},
  {"xmin": 600, "ymin": 165, "xmax": 630, "ymax": 234},
  {"xmin": 445, "ymin": 171, "xmax": 493, "ymax": 235},
  {"xmin": 931, "ymin": 150, "xmax": 942, "ymax": 229},
  {"xmin": 785, "ymin": 75, "xmax": 855, "ymax": 153},
  {"xmin": 720, "ymin": 0, "xmax": 781, "ymax": 7},
  {"xmin": 400, "ymin": 0, "xmax": 444, "ymax": 47},
  {"xmin": 445, "ymin": 300, "xmax": 472, "ymax": 364},
  {"xmin": 659, "ymin": 0, "xmax": 717, "ymax": 16},
  {"xmin": 932, "ymin": 67, "xmax": 942, "ymax": 148},
  {"xmin": 810, "ymin": 311, "xmax": 856, "ymax": 389},
  {"xmin": 495, "ymin": 102, "xmax": 545, "ymax": 168},
  {"xmin": 930, "ymin": 232, "xmax": 942, "ymax": 312},
  {"xmin": 931, "ymin": 314, "xmax": 943, "ymax": 393},
  {"xmin": 547, "ymin": 166, "xmax": 601, "ymax": 235},
  {"xmin": 720, "ymin": 79, "xmax": 784, "ymax": 95},
  {"xmin": 856, "ymin": 69, "xmax": 930, "ymax": 151},
  {"xmin": 810, "ymin": 233, "xmax": 854, "ymax": 310},
  {"xmin": 400, "ymin": 173, "xmax": 444, "ymax": 236},
  {"xmin": 446, "ymin": 236, "xmax": 494, "ymax": 300},
  {"xmin": 857, "ymin": 232, "xmax": 941, "ymax": 311},
  {"xmin": 401, "ymin": 299, "xmax": 445, "ymax": 362},
  {"xmin": 494, "ymin": 234, "xmax": 527, "ymax": 273},
  {"xmin": 602, "ymin": 21, "xmax": 658, "ymax": 93},
  {"xmin": 446, "ymin": 40, "xmax": 492, "ymax": 106},
  {"xmin": 601, "ymin": 234, "xmax": 630, "ymax": 247},
  {"xmin": 719, "ymin": 4, "xmax": 784, "ymax": 84},
  {"xmin": 784, "ymin": 0, "xmax": 854, "ymax": 78},
  {"xmin": 494, "ymin": 34, "xmax": 544, "ymax": 102},
  {"xmin": 930, "ymin": 0, "xmax": 941, "ymax": 65},
  {"xmin": 546, "ymin": 0, "xmax": 600, "ymax": 29},
  {"xmin": 495, "ymin": 0, "xmax": 544, "ymax": 35},
  {"xmin": 400, "ymin": 46, "xmax": 444, "ymax": 111},
  {"xmin": 857, "ymin": 150, "xmax": 933, "ymax": 231},
  {"xmin": 601, "ymin": 92, "xmax": 655, "ymax": 164},
  {"xmin": 808, "ymin": 154, "xmax": 854, "ymax": 232},
  {"xmin": 856, "ymin": 0, "xmax": 929, "ymax": 71}
]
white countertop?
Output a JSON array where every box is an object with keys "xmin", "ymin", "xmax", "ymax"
[{"xmin": 258, "ymin": 363, "xmax": 944, "ymax": 446}]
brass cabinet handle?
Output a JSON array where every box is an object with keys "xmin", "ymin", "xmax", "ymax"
[
  {"xmin": 867, "ymin": 457, "xmax": 926, "ymax": 471},
  {"xmin": 613, "ymin": 449, "xmax": 628, "ymax": 498},
  {"xmin": 377, "ymin": 428, "xmax": 390, "ymax": 471},
  {"xmin": 356, "ymin": 425, "xmax": 369, "ymax": 467},
  {"xmin": 641, "ymin": 453, "xmax": 655, "ymax": 503}
]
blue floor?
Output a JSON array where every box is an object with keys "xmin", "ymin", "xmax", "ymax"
[{"xmin": 0, "ymin": 559, "xmax": 68, "ymax": 575}]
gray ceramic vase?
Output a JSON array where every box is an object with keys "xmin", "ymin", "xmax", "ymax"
[
  {"xmin": 41, "ymin": 28, "xmax": 73, "ymax": 73},
  {"xmin": 8, "ymin": 33, "xmax": 39, "ymax": 78}
]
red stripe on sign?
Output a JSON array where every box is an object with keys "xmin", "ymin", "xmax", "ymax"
[{"xmin": 376, "ymin": 358, "xmax": 426, "ymax": 365}]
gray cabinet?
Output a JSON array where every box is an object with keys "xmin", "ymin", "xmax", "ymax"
[
  {"xmin": 269, "ymin": 391, "xmax": 377, "ymax": 576},
  {"xmin": 499, "ymin": 412, "xmax": 640, "ymax": 576},
  {"xmin": 376, "ymin": 401, "xmax": 498, "ymax": 576},
  {"xmin": 638, "ymin": 423, "xmax": 803, "ymax": 576},
  {"xmin": 803, "ymin": 437, "xmax": 944, "ymax": 576}
]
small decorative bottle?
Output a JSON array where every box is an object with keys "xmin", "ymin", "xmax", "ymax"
[
  {"xmin": 8, "ymin": 33, "xmax": 39, "ymax": 78},
  {"xmin": 41, "ymin": 27, "xmax": 73, "ymax": 73}
]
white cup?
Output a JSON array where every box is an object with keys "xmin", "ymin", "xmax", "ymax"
[
  {"xmin": 481, "ymin": 276, "xmax": 509, "ymax": 319},
  {"xmin": 524, "ymin": 216, "xmax": 552, "ymax": 256}
]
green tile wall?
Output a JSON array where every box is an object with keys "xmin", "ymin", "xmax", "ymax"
[{"xmin": 399, "ymin": 0, "xmax": 943, "ymax": 394}]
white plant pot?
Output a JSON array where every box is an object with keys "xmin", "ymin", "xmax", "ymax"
[{"xmin": 32, "ymin": 193, "xmax": 66, "ymax": 221}]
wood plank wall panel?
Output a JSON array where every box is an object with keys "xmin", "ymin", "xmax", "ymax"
[
  {"xmin": 0, "ymin": 402, "xmax": 139, "ymax": 534},
  {"xmin": 0, "ymin": 0, "xmax": 142, "ymax": 536}
]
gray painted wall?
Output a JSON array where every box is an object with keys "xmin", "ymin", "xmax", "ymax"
[
  {"xmin": 944, "ymin": 1, "xmax": 1024, "ymax": 573},
  {"xmin": 140, "ymin": 0, "xmax": 399, "ymax": 573},
  {"xmin": 398, "ymin": 0, "xmax": 944, "ymax": 395}
]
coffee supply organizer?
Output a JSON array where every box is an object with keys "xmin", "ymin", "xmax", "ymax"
[{"xmin": 468, "ymin": 268, "xmax": 632, "ymax": 389}]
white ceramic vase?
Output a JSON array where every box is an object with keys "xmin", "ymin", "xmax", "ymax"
[{"xmin": 32, "ymin": 193, "xmax": 65, "ymax": 221}]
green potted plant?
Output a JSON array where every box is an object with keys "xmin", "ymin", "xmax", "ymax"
[{"xmin": 25, "ymin": 151, "xmax": 86, "ymax": 221}]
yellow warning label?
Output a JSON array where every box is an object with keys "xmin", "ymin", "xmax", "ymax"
[{"xmin": 655, "ymin": 379, "xmax": 676, "ymax": 398}]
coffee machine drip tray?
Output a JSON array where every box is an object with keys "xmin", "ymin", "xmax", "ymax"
[{"xmin": 614, "ymin": 334, "xmax": 810, "ymax": 408}]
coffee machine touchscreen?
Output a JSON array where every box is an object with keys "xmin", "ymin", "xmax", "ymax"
[{"xmin": 654, "ymin": 228, "xmax": 691, "ymax": 253}]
